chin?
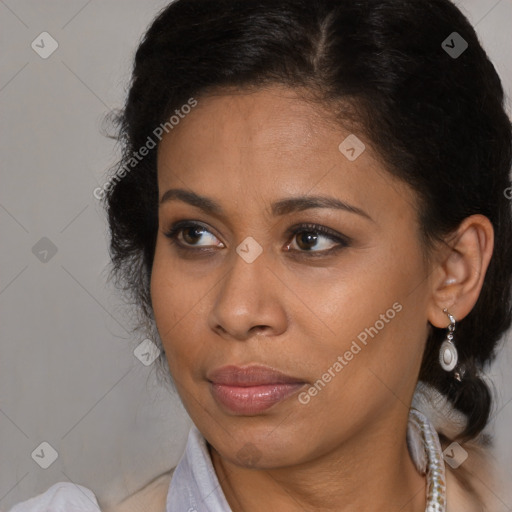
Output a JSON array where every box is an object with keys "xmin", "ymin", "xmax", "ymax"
[{"xmin": 207, "ymin": 422, "xmax": 309, "ymax": 469}]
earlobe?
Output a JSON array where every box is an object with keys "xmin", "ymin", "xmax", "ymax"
[{"xmin": 427, "ymin": 214, "xmax": 494, "ymax": 328}]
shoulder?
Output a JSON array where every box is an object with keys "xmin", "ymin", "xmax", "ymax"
[
  {"xmin": 7, "ymin": 482, "xmax": 100, "ymax": 512},
  {"xmin": 7, "ymin": 469, "xmax": 176, "ymax": 512},
  {"xmin": 444, "ymin": 437, "xmax": 505, "ymax": 512},
  {"xmin": 102, "ymin": 468, "xmax": 176, "ymax": 512}
]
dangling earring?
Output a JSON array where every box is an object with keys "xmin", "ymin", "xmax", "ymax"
[{"xmin": 439, "ymin": 308, "xmax": 458, "ymax": 372}]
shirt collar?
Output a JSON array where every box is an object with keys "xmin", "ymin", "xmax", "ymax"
[
  {"xmin": 167, "ymin": 382, "xmax": 447, "ymax": 512},
  {"xmin": 166, "ymin": 423, "xmax": 233, "ymax": 511}
]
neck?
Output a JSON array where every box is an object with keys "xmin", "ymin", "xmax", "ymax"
[{"xmin": 209, "ymin": 413, "xmax": 427, "ymax": 512}]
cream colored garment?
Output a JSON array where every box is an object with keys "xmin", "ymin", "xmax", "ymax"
[
  {"xmin": 102, "ymin": 470, "xmax": 174, "ymax": 512},
  {"xmin": 411, "ymin": 381, "xmax": 507, "ymax": 512}
]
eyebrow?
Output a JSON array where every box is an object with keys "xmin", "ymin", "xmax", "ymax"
[{"xmin": 159, "ymin": 188, "xmax": 373, "ymax": 221}]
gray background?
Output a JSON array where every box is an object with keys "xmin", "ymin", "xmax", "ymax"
[{"xmin": 0, "ymin": 0, "xmax": 511, "ymax": 510}]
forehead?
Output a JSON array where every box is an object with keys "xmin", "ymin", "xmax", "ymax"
[
  {"xmin": 160, "ymin": 86, "xmax": 336, "ymax": 161},
  {"xmin": 156, "ymin": 85, "xmax": 414, "ymax": 223}
]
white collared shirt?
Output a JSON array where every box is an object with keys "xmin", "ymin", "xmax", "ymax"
[
  {"xmin": 5, "ymin": 482, "xmax": 101, "ymax": 512},
  {"xmin": 166, "ymin": 424, "xmax": 232, "ymax": 511}
]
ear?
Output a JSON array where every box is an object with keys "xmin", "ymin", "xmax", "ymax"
[{"xmin": 427, "ymin": 214, "xmax": 494, "ymax": 328}]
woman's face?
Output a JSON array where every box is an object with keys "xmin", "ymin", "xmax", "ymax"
[{"xmin": 151, "ymin": 85, "xmax": 432, "ymax": 468}]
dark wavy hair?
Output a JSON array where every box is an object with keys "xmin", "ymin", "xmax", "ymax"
[{"xmin": 101, "ymin": 0, "xmax": 512, "ymax": 446}]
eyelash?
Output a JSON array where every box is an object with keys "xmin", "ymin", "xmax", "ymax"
[{"xmin": 163, "ymin": 220, "xmax": 350, "ymax": 257}]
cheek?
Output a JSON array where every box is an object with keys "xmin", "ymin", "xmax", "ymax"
[
  {"xmin": 296, "ymin": 234, "xmax": 426, "ymax": 373},
  {"xmin": 150, "ymin": 248, "xmax": 177, "ymax": 331},
  {"xmin": 150, "ymin": 237, "xmax": 202, "ymax": 322},
  {"xmin": 150, "ymin": 243, "xmax": 189, "ymax": 358},
  {"xmin": 150, "ymin": 239, "xmax": 213, "ymax": 377},
  {"xmin": 300, "ymin": 238, "xmax": 423, "ymax": 344}
]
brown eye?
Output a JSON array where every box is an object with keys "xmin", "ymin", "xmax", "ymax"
[
  {"xmin": 287, "ymin": 225, "xmax": 346, "ymax": 253},
  {"xmin": 164, "ymin": 221, "xmax": 224, "ymax": 249},
  {"xmin": 182, "ymin": 225, "xmax": 207, "ymax": 245},
  {"xmin": 294, "ymin": 231, "xmax": 322, "ymax": 251}
]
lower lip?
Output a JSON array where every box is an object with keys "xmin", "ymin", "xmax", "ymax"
[{"xmin": 209, "ymin": 382, "xmax": 305, "ymax": 414}]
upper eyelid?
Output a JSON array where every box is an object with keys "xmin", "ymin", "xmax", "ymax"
[
  {"xmin": 164, "ymin": 220, "xmax": 348, "ymax": 247},
  {"xmin": 168, "ymin": 220, "xmax": 222, "ymax": 239}
]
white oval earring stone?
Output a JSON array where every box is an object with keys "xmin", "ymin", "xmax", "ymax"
[{"xmin": 439, "ymin": 340, "xmax": 458, "ymax": 371}]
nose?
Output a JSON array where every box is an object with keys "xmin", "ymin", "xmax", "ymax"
[{"xmin": 207, "ymin": 247, "xmax": 288, "ymax": 341}]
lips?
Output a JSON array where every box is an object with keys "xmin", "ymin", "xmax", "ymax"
[
  {"xmin": 207, "ymin": 364, "xmax": 305, "ymax": 386},
  {"xmin": 207, "ymin": 365, "xmax": 306, "ymax": 414}
]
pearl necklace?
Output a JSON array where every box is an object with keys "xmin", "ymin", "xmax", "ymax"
[{"xmin": 408, "ymin": 408, "xmax": 447, "ymax": 512}]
